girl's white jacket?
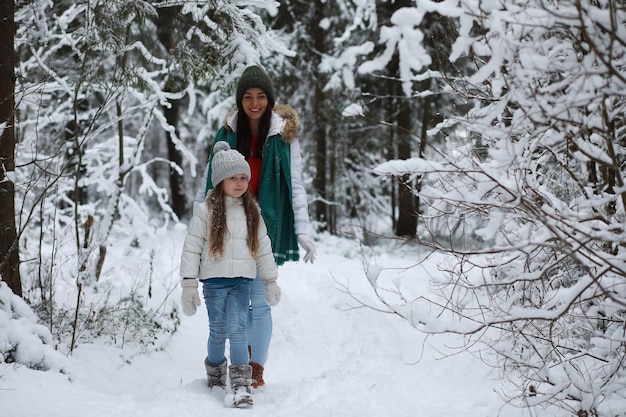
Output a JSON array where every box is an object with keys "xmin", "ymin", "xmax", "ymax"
[{"xmin": 179, "ymin": 195, "xmax": 278, "ymax": 283}]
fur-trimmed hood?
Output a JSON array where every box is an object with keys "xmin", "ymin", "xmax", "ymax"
[{"xmin": 223, "ymin": 104, "xmax": 299, "ymax": 144}]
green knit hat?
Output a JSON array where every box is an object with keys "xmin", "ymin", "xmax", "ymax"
[{"xmin": 236, "ymin": 66, "xmax": 275, "ymax": 109}]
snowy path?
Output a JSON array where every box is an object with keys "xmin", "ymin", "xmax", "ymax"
[{"xmin": 2, "ymin": 233, "xmax": 514, "ymax": 417}]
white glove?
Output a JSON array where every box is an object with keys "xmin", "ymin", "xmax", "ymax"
[
  {"xmin": 181, "ymin": 279, "xmax": 201, "ymax": 316},
  {"xmin": 298, "ymin": 234, "xmax": 316, "ymax": 264},
  {"xmin": 264, "ymin": 279, "xmax": 281, "ymax": 307}
]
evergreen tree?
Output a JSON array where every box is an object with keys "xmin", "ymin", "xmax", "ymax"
[
  {"xmin": 269, "ymin": 0, "xmax": 339, "ymax": 233},
  {"xmin": 364, "ymin": 1, "xmax": 626, "ymax": 415},
  {"xmin": 320, "ymin": 0, "xmax": 462, "ymax": 238}
]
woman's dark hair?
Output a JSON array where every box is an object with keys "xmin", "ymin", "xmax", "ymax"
[
  {"xmin": 235, "ymin": 106, "xmax": 272, "ymax": 157},
  {"xmin": 207, "ymin": 183, "xmax": 261, "ymax": 259}
]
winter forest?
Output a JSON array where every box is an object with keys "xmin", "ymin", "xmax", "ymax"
[{"xmin": 1, "ymin": 0, "xmax": 626, "ymax": 416}]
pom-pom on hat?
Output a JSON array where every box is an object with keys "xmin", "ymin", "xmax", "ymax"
[
  {"xmin": 211, "ymin": 141, "xmax": 251, "ymax": 186},
  {"xmin": 236, "ymin": 65, "xmax": 275, "ymax": 109}
]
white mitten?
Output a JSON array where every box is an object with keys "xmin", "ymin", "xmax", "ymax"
[
  {"xmin": 264, "ymin": 279, "xmax": 281, "ymax": 307},
  {"xmin": 181, "ymin": 279, "xmax": 201, "ymax": 316},
  {"xmin": 298, "ymin": 234, "xmax": 317, "ymax": 263}
]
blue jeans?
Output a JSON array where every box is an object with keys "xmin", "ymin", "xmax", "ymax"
[
  {"xmin": 246, "ymin": 275, "xmax": 272, "ymax": 365},
  {"xmin": 202, "ymin": 279, "xmax": 252, "ymax": 366}
]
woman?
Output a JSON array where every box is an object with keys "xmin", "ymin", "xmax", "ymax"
[{"xmin": 198, "ymin": 65, "xmax": 316, "ymax": 388}]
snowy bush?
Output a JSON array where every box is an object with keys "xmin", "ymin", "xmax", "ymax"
[{"xmin": 0, "ymin": 281, "xmax": 70, "ymax": 373}]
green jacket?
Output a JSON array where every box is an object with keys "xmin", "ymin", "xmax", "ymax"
[{"xmin": 204, "ymin": 105, "xmax": 303, "ymax": 265}]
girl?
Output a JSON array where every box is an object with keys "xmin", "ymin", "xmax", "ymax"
[
  {"xmin": 179, "ymin": 141, "xmax": 280, "ymax": 408},
  {"xmin": 198, "ymin": 65, "xmax": 316, "ymax": 388}
]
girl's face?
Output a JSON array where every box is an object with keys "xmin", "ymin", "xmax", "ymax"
[
  {"xmin": 241, "ymin": 88, "xmax": 269, "ymax": 122},
  {"xmin": 222, "ymin": 174, "xmax": 249, "ymax": 198}
]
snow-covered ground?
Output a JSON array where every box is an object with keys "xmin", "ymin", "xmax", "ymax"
[{"xmin": 1, "ymin": 229, "xmax": 518, "ymax": 417}]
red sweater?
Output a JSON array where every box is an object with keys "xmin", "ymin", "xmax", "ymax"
[{"xmin": 246, "ymin": 134, "xmax": 262, "ymax": 197}]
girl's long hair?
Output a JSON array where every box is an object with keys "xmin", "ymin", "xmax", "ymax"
[
  {"xmin": 207, "ymin": 183, "xmax": 261, "ymax": 259},
  {"xmin": 236, "ymin": 104, "xmax": 272, "ymax": 157}
]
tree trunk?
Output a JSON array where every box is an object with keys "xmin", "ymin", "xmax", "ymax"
[
  {"xmin": 392, "ymin": 61, "xmax": 417, "ymax": 238},
  {"xmin": 312, "ymin": 0, "xmax": 327, "ymax": 231},
  {"xmin": 313, "ymin": 82, "xmax": 327, "ymax": 229},
  {"xmin": 327, "ymin": 115, "xmax": 337, "ymax": 235},
  {"xmin": 156, "ymin": 7, "xmax": 186, "ymax": 219},
  {"xmin": 164, "ymin": 98, "xmax": 186, "ymax": 218},
  {"xmin": 0, "ymin": 0, "xmax": 22, "ymax": 296},
  {"xmin": 395, "ymin": 142, "xmax": 417, "ymax": 236}
]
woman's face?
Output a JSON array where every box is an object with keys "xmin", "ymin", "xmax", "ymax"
[
  {"xmin": 241, "ymin": 88, "xmax": 269, "ymax": 122},
  {"xmin": 222, "ymin": 174, "xmax": 249, "ymax": 198}
]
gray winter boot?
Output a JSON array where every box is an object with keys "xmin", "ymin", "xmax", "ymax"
[
  {"xmin": 229, "ymin": 364, "xmax": 253, "ymax": 408},
  {"xmin": 204, "ymin": 357, "xmax": 227, "ymax": 388}
]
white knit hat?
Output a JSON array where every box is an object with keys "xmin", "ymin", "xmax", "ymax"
[{"xmin": 211, "ymin": 141, "xmax": 251, "ymax": 186}]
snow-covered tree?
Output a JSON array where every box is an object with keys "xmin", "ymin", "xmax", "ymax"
[
  {"xmin": 351, "ymin": 0, "xmax": 626, "ymax": 415},
  {"xmin": 13, "ymin": 0, "xmax": 288, "ymax": 355},
  {"xmin": 321, "ymin": 0, "xmax": 467, "ymax": 238},
  {"xmin": 267, "ymin": 0, "xmax": 364, "ymax": 235}
]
